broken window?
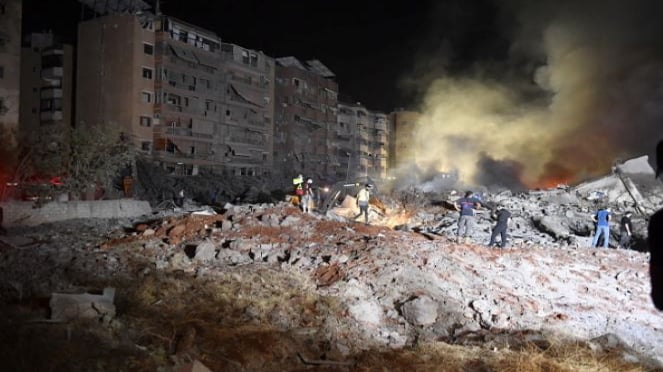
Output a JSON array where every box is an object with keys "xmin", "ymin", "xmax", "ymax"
[
  {"xmin": 0, "ymin": 66, "xmax": 3, "ymax": 79},
  {"xmin": 241, "ymin": 50, "xmax": 249, "ymax": 64},
  {"xmin": 141, "ymin": 141, "xmax": 151, "ymax": 152},
  {"xmin": 0, "ymin": 4, "xmax": 5, "ymax": 14},
  {"xmin": 166, "ymin": 93, "xmax": 180, "ymax": 105},
  {"xmin": 250, "ymin": 53, "xmax": 258, "ymax": 67},
  {"xmin": 142, "ymin": 67, "xmax": 153, "ymax": 79},
  {"xmin": 143, "ymin": 43, "xmax": 153, "ymax": 55},
  {"xmin": 139, "ymin": 116, "xmax": 152, "ymax": 127},
  {"xmin": 141, "ymin": 91, "xmax": 152, "ymax": 103}
]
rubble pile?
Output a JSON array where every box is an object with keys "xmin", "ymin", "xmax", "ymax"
[{"xmin": 0, "ymin": 157, "xmax": 662, "ymax": 370}]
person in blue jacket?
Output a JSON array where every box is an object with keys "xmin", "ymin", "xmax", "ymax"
[{"xmin": 591, "ymin": 207, "xmax": 612, "ymax": 248}]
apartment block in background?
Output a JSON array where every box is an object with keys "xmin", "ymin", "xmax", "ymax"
[
  {"xmin": 151, "ymin": 15, "xmax": 222, "ymax": 175},
  {"xmin": 274, "ymin": 57, "xmax": 338, "ymax": 183},
  {"xmin": 19, "ymin": 32, "xmax": 74, "ymax": 170},
  {"xmin": 336, "ymin": 102, "xmax": 389, "ymax": 181},
  {"xmin": 389, "ymin": 109, "xmax": 420, "ymax": 171},
  {"xmin": 76, "ymin": 11, "xmax": 156, "ymax": 152},
  {"xmin": 0, "ymin": 0, "xmax": 22, "ymax": 147},
  {"xmin": 218, "ymin": 42, "xmax": 274, "ymax": 176},
  {"xmin": 76, "ymin": 9, "xmax": 274, "ymax": 176}
]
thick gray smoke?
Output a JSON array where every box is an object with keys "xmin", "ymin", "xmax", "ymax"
[{"xmin": 406, "ymin": 0, "xmax": 663, "ymax": 189}]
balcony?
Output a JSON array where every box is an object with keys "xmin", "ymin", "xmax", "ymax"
[
  {"xmin": 41, "ymin": 67, "xmax": 63, "ymax": 79},
  {"xmin": 40, "ymin": 88, "xmax": 63, "ymax": 99},
  {"xmin": 164, "ymin": 126, "xmax": 214, "ymax": 141}
]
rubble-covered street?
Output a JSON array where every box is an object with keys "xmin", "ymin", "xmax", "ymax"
[{"xmin": 1, "ymin": 158, "xmax": 662, "ymax": 371}]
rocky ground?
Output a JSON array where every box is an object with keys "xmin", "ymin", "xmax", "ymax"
[{"xmin": 1, "ymin": 170, "xmax": 662, "ymax": 371}]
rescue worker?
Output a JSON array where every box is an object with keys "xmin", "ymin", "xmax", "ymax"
[
  {"xmin": 301, "ymin": 178, "xmax": 314, "ymax": 213},
  {"xmin": 353, "ymin": 184, "xmax": 371, "ymax": 225},
  {"xmin": 292, "ymin": 174, "xmax": 304, "ymax": 205}
]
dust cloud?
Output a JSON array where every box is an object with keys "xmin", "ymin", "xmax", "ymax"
[{"xmin": 408, "ymin": 0, "xmax": 663, "ymax": 189}]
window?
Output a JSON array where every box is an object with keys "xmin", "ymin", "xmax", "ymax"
[
  {"xmin": 142, "ymin": 67, "xmax": 153, "ymax": 79},
  {"xmin": 0, "ymin": 4, "xmax": 5, "ymax": 14},
  {"xmin": 143, "ymin": 43, "xmax": 154, "ymax": 55},
  {"xmin": 141, "ymin": 141, "xmax": 152, "ymax": 152},
  {"xmin": 241, "ymin": 50, "xmax": 249, "ymax": 64},
  {"xmin": 141, "ymin": 91, "xmax": 152, "ymax": 103},
  {"xmin": 139, "ymin": 116, "xmax": 152, "ymax": 127},
  {"xmin": 250, "ymin": 53, "xmax": 258, "ymax": 67}
]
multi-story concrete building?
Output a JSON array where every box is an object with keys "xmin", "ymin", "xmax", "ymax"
[
  {"xmin": 76, "ymin": 12, "xmax": 156, "ymax": 152},
  {"xmin": 19, "ymin": 32, "xmax": 75, "ymax": 170},
  {"xmin": 76, "ymin": 9, "xmax": 274, "ymax": 176},
  {"xmin": 389, "ymin": 109, "xmax": 419, "ymax": 171},
  {"xmin": 336, "ymin": 102, "xmax": 389, "ymax": 180},
  {"xmin": 0, "ymin": 0, "xmax": 22, "ymax": 148},
  {"xmin": 274, "ymin": 57, "xmax": 338, "ymax": 184},
  {"xmin": 218, "ymin": 42, "xmax": 274, "ymax": 177}
]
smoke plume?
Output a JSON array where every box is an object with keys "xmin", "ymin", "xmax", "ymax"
[{"xmin": 409, "ymin": 0, "xmax": 663, "ymax": 189}]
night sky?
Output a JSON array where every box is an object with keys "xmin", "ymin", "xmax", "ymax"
[{"xmin": 22, "ymin": 0, "xmax": 507, "ymax": 112}]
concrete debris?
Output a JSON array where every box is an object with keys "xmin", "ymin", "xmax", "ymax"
[
  {"xmin": 0, "ymin": 166, "xmax": 662, "ymax": 369},
  {"xmin": 49, "ymin": 287, "xmax": 116, "ymax": 322}
]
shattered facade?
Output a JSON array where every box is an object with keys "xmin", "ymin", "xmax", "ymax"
[
  {"xmin": 76, "ymin": 12, "xmax": 274, "ymax": 176},
  {"xmin": 336, "ymin": 102, "xmax": 389, "ymax": 180},
  {"xmin": 0, "ymin": 0, "xmax": 22, "ymax": 147},
  {"xmin": 218, "ymin": 42, "xmax": 274, "ymax": 177},
  {"xmin": 19, "ymin": 33, "xmax": 75, "ymax": 170},
  {"xmin": 274, "ymin": 57, "xmax": 338, "ymax": 184}
]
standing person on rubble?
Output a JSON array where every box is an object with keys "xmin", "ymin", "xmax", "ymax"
[
  {"xmin": 488, "ymin": 205, "xmax": 511, "ymax": 248},
  {"xmin": 649, "ymin": 139, "xmax": 663, "ymax": 309},
  {"xmin": 591, "ymin": 207, "xmax": 612, "ymax": 248},
  {"xmin": 292, "ymin": 174, "xmax": 304, "ymax": 204},
  {"xmin": 353, "ymin": 184, "xmax": 371, "ymax": 225},
  {"xmin": 618, "ymin": 211, "xmax": 634, "ymax": 249},
  {"xmin": 454, "ymin": 191, "xmax": 482, "ymax": 243},
  {"xmin": 301, "ymin": 178, "xmax": 314, "ymax": 213}
]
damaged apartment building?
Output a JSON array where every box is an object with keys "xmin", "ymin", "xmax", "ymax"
[
  {"xmin": 274, "ymin": 57, "xmax": 338, "ymax": 184},
  {"xmin": 75, "ymin": 2, "xmax": 274, "ymax": 177},
  {"xmin": 0, "ymin": 0, "xmax": 22, "ymax": 148},
  {"xmin": 336, "ymin": 102, "xmax": 389, "ymax": 181}
]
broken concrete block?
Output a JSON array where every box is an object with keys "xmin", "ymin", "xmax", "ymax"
[
  {"xmin": 221, "ymin": 219, "xmax": 233, "ymax": 231},
  {"xmin": 193, "ymin": 241, "xmax": 216, "ymax": 262},
  {"xmin": 401, "ymin": 296, "xmax": 438, "ymax": 326},
  {"xmin": 50, "ymin": 287, "xmax": 116, "ymax": 321},
  {"xmin": 280, "ymin": 215, "xmax": 301, "ymax": 227}
]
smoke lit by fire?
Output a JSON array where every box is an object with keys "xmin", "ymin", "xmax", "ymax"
[{"xmin": 407, "ymin": 0, "xmax": 663, "ymax": 189}]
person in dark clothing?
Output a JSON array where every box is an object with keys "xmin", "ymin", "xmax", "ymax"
[
  {"xmin": 650, "ymin": 139, "xmax": 663, "ymax": 310},
  {"xmin": 618, "ymin": 211, "xmax": 633, "ymax": 249},
  {"xmin": 488, "ymin": 205, "xmax": 511, "ymax": 248}
]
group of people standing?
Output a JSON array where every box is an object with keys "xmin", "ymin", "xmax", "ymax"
[
  {"xmin": 590, "ymin": 207, "xmax": 634, "ymax": 249},
  {"xmin": 450, "ymin": 190, "xmax": 636, "ymax": 250},
  {"xmin": 450, "ymin": 191, "xmax": 511, "ymax": 248}
]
